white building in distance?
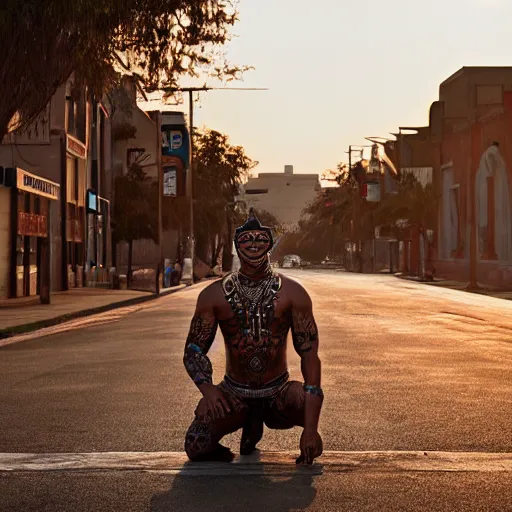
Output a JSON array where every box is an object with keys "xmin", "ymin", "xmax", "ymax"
[{"xmin": 242, "ymin": 165, "xmax": 319, "ymax": 231}]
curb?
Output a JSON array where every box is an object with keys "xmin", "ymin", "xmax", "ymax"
[
  {"xmin": 0, "ymin": 284, "xmax": 189, "ymax": 341},
  {"xmin": 394, "ymin": 273, "xmax": 512, "ymax": 299}
]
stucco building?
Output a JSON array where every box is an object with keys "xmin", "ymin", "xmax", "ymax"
[
  {"xmin": 243, "ymin": 165, "xmax": 319, "ymax": 230},
  {"xmin": 0, "ymin": 77, "xmax": 99, "ymax": 299},
  {"xmin": 435, "ymin": 67, "xmax": 512, "ymax": 287}
]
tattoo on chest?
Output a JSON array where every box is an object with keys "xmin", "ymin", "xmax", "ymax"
[{"xmin": 222, "ymin": 271, "xmax": 284, "ymax": 378}]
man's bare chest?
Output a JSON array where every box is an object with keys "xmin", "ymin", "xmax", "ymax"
[{"xmin": 218, "ymin": 309, "xmax": 291, "ymax": 345}]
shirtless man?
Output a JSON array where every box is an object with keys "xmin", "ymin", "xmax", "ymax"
[{"xmin": 183, "ymin": 209, "xmax": 323, "ymax": 464}]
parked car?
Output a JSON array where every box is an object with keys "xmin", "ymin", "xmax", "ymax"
[{"xmin": 281, "ymin": 254, "xmax": 301, "ymax": 268}]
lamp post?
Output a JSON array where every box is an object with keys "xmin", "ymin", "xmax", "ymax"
[
  {"xmin": 346, "ymin": 144, "xmax": 371, "ymax": 272},
  {"xmin": 156, "ymin": 86, "xmax": 267, "ymax": 282}
]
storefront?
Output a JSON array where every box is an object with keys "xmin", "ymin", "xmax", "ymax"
[
  {"xmin": 65, "ymin": 134, "xmax": 87, "ymax": 287},
  {"xmin": 7, "ymin": 168, "xmax": 60, "ymax": 299}
]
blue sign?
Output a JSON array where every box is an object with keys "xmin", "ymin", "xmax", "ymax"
[
  {"xmin": 162, "ymin": 125, "xmax": 190, "ymax": 170},
  {"xmin": 171, "ymin": 131, "xmax": 183, "ymax": 150},
  {"xmin": 87, "ymin": 190, "xmax": 98, "ymax": 213}
]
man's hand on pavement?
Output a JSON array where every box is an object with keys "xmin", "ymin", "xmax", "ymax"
[{"xmin": 296, "ymin": 429, "xmax": 323, "ymax": 465}]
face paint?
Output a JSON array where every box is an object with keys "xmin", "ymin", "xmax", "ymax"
[{"xmin": 235, "ymin": 230, "xmax": 272, "ymax": 268}]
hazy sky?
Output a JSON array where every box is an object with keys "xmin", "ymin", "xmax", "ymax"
[{"xmin": 151, "ymin": 0, "xmax": 512, "ymax": 176}]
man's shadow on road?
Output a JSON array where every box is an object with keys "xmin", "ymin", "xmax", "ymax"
[{"xmin": 150, "ymin": 450, "xmax": 319, "ymax": 512}]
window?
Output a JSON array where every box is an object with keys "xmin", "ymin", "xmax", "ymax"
[
  {"xmin": 127, "ymin": 148, "xmax": 145, "ymax": 168},
  {"xmin": 449, "ymin": 186, "xmax": 460, "ymax": 258}
]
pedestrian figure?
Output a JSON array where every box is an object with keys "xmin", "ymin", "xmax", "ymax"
[
  {"xmin": 164, "ymin": 261, "xmax": 173, "ymax": 288},
  {"xmin": 171, "ymin": 260, "xmax": 182, "ymax": 286},
  {"xmin": 183, "ymin": 209, "xmax": 323, "ymax": 464}
]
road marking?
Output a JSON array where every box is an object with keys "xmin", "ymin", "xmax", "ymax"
[{"xmin": 0, "ymin": 451, "xmax": 511, "ymax": 475}]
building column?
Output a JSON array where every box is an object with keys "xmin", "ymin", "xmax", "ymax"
[
  {"xmin": 9, "ymin": 181, "xmax": 18, "ymax": 298},
  {"xmin": 482, "ymin": 175, "xmax": 497, "ymax": 260}
]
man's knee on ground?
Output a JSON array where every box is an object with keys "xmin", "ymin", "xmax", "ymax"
[{"xmin": 184, "ymin": 420, "xmax": 214, "ymax": 460}]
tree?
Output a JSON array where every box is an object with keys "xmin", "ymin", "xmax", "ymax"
[
  {"xmin": 0, "ymin": 0, "xmax": 247, "ymax": 139},
  {"xmin": 374, "ymin": 173, "xmax": 437, "ymax": 277},
  {"xmin": 294, "ymin": 168, "xmax": 356, "ymax": 263},
  {"xmin": 374, "ymin": 173, "xmax": 436, "ymax": 233},
  {"xmin": 193, "ymin": 128, "xmax": 257, "ymax": 270},
  {"xmin": 113, "ymin": 163, "xmax": 157, "ymax": 286}
]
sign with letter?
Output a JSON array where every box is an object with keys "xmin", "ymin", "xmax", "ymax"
[
  {"xmin": 17, "ymin": 212, "xmax": 48, "ymax": 237},
  {"xmin": 171, "ymin": 131, "xmax": 183, "ymax": 150},
  {"xmin": 163, "ymin": 166, "xmax": 177, "ymax": 196},
  {"xmin": 16, "ymin": 168, "xmax": 59, "ymax": 200},
  {"xmin": 66, "ymin": 134, "xmax": 87, "ymax": 159}
]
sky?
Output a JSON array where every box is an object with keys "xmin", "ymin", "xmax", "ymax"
[{"xmin": 143, "ymin": 0, "xmax": 512, "ymax": 177}]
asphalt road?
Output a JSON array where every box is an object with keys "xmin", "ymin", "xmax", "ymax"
[{"xmin": 1, "ymin": 270, "xmax": 511, "ymax": 511}]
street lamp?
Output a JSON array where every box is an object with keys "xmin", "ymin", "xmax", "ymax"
[
  {"xmin": 345, "ymin": 144, "xmax": 372, "ymax": 272},
  {"xmin": 154, "ymin": 86, "xmax": 268, "ymax": 282}
]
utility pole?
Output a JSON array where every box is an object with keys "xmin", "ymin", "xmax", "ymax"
[
  {"xmin": 156, "ymin": 111, "xmax": 163, "ymax": 295},
  {"xmin": 188, "ymin": 90, "xmax": 195, "ymax": 283},
  {"xmin": 155, "ymin": 86, "xmax": 267, "ymax": 282},
  {"xmin": 346, "ymin": 145, "xmax": 371, "ymax": 272}
]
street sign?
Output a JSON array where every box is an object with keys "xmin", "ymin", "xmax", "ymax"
[
  {"xmin": 171, "ymin": 131, "xmax": 183, "ymax": 150},
  {"xmin": 366, "ymin": 181, "xmax": 381, "ymax": 202},
  {"xmin": 163, "ymin": 166, "xmax": 177, "ymax": 196}
]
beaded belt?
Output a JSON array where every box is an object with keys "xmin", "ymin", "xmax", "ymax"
[{"xmin": 222, "ymin": 371, "xmax": 289, "ymax": 399}]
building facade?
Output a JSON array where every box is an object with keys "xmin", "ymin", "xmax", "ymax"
[
  {"xmin": 435, "ymin": 67, "xmax": 512, "ymax": 288},
  {"xmin": 243, "ymin": 165, "xmax": 319, "ymax": 230},
  {"xmin": 0, "ymin": 76, "xmax": 115, "ymax": 300},
  {"xmin": 111, "ymin": 78, "xmax": 184, "ymax": 275},
  {"xmin": 0, "ymin": 78, "xmax": 90, "ymax": 298}
]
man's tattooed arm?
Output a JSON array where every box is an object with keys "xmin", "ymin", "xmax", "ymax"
[
  {"xmin": 292, "ymin": 310, "xmax": 319, "ymax": 356},
  {"xmin": 183, "ymin": 289, "xmax": 218, "ymax": 388},
  {"xmin": 291, "ymin": 283, "xmax": 323, "ymax": 433}
]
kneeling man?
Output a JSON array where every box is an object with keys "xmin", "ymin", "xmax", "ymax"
[{"xmin": 183, "ymin": 210, "xmax": 323, "ymax": 464}]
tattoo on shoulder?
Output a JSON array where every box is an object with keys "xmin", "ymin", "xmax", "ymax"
[{"xmin": 292, "ymin": 310, "xmax": 318, "ymax": 354}]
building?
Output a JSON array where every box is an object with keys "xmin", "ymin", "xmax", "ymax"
[
  {"xmin": 435, "ymin": 67, "xmax": 512, "ymax": 288},
  {"xmin": 0, "ymin": 77, "xmax": 92, "ymax": 299},
  {"xmin": 111, "ymin": 77, "xmax": 186, "ymax": 276},
  {"xmin": 243, "ymin": 165, "xmax": 319, "ymax": 230},
  {"xmin": 380, "ymin": 121, "xmax": 441, "ymax": 278}
]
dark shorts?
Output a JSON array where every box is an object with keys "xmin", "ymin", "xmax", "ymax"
[{"xmin": 184, "ymin": 375, "xmax": 305, "ymax": 460}]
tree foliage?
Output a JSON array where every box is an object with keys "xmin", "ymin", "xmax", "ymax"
[
  {"xmin": 113, "ymin": 163, "xmax": 157, "ymax": 243},
  {"xmin": 113, "ymin": 163, "xmax": 157, "ymax": 281},
  {"xmin": 193, "ymin": 128, "xmax": 257, "ymax": 268},
  {"xmin": 288, "ymin": 167, "xmax": 355, "ymax": 262},
  {"xmin": 374, "ymin": 173, "xmax": 437, "ymax": 234},
  {"xmin": 0, "ymin": 0, "xmax": 246, "ymax": 138}
]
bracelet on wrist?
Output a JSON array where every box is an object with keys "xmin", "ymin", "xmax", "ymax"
[{"xmin": 303, "ymin": 384, "xmax": 324, "ymax": 398}]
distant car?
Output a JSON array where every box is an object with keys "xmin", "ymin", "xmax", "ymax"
[{"xmin": 281, "ymin": 254, "xmax": 301, "ymax": 268}]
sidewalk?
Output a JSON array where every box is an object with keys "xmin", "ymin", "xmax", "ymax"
[
  {"xmin": 0, "ymin": 285, "xmax": 187, "ymax": 339},
  {"xmin": 396, "ymin": 273, "xmax": 512, "ymax": 300},
  {"xmin": 1, "ymin": 451, "xmax": 511, "ymax": 511}
]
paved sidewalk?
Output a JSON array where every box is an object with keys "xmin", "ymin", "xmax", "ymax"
[
  {"xmin": 0, "ymin": 285, "xmax": 186, "ymax": 338},
  {"xmin": 396, "ymin": 273, "xmax": 512, "ymax": 300}
]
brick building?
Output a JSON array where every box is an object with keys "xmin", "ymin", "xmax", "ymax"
[{"xmin": 243, "ymin": 165, "xmax": 319, "ymax": 231}]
